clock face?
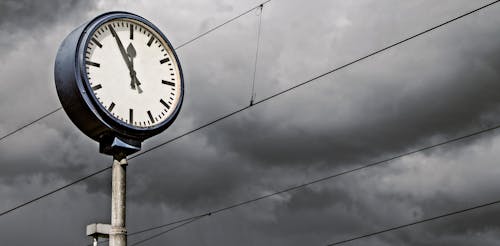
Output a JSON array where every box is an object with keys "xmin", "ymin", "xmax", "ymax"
[{"xmin": 83, "ymin": 18, "xmax": 181, "ymax": 129}]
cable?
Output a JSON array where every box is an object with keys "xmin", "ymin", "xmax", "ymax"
[
  {"xmin": 130, "ymin": 0, "xmax": 500, "ymax": 159},
  {"xmin": 109, "ymin": 120, "xmax": 500, "ymax": 242},
  {"xmin": 1, "ymin": 0, "xmax": 498, "ymax": 222},
  {"xmin": 0, "ymin": 107, "xmax": 62, "ymax": 142},
  {"xmin": 128, "ymin": 214, "xmax": 208, "ymax": 236},
  {"xmin": 0, "ymin": 0, "xmax": 272, "ymax": 144},
  {"xmin": 326, "ymin": 198, "xmax": 500, "ymax": 245},
  {"xmin": 175, "ymin": 0, "xmax": 271, "ymax": 50},
  {"xmin": 252, "ymin": 0, "xmax": 500, "ymax": 107},
  {"xmin": 129, "ymin": 216, "xmax": 204, "ymax": 246},
  {"xmin": 0, "ymin": 166, "xmax": 110, "ymax": 217},
  {"xmin": 89, "ymin": 215, "xmax": 208, "ymax": 245},
  {"xmin": 129, "ymin": 105, "xmax": 249, "ymax": 160},
  {"xmin": 0, "ymin": 0, "xmax": 273, "ymax": 219},
  {"xmin": 250, "ymin": 4, "xmax": 264, "ymax": 106},
  {"xmin": 112, "ymin": 195, "xmax": 500, "ymax": 246},
  {"xmin": 127, "ymin": 196, "xmax": 500, "ymax": 245},
  {"xmin": 0, "ymin": 3, "xmax": 276, "ymax": 220}
]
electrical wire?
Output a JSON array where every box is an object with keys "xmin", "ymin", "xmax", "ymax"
[
  {"xmin": 123, "ymin": 196, "xmax": 500, "ymax": 246},
  {"xmin": 0, "ymin": 0, "xmax": 272, "ymax": 144},
  {"xmin": 106, "ymin": 120, "xmax": 500, "ymax": 244},
  {"xmin": 129, "ymin": 217, "xmax": 204, "ymax": 246},
  {"xmin": 0, "ymin": 0, "xmax": 273, "ymax": 219},
  {"xmin": 129, "ymin": 0, "xmax": 500, "ymax": 160},
  {"xmin": 129, "ymin": 105, "xmax": 250, "ymax": 160},
  {"xmin": 250, "ymin": 4, "xmax": 264, "ymax": 106},
  {"xmin": 175, "ymin": 0, "xmax": 271, "ymax": 50},
  {"xmin": 326, "ymin": 198, "xmax": 500, "ymax": 245},
  {"xmin": 1, "ymin": 0, "xmax": 498, "ymax": 229},
  {"xmin": 128, "ymin": 214, "xmax": 208, "ymax": 236},
  {"xmin": 89, "ymin": 215, "xmax": 208, "ymax": 245},
  {"xmin": 0, "ymin": 166, "xmax": 111, "ymax": 217},
  {"xmin": 0, "ymin": 107, "xmax": 62, "ymax": 142},
  {"xmin": 92, "ymin": 120, "xmax": 500, "ymax": 246},
  {"xmin": 103, "ymin": 3, "xmax": 500, "ymax": 243}
]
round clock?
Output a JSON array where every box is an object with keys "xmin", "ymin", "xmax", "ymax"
[{"xmin": 55, "ymin": 12, "xmax": 184, "ymax": 155}]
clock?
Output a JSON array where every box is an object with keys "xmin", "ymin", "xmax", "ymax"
[{"xmin": 55, "ymin": 12, "xmax": 184, "ymax": 156}]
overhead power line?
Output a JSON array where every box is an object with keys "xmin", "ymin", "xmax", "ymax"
[
  {"xmin": 90, "ymin": 215, "xmax": 206, "ymax": 245},
  {"xmin": 104, "ymin": 1, "xmax": 500, "ymax": 244},
  {"xmin": 0, "ymin": 1, "xmax": 498, "ymax": 236},
  {"xmin": 326, "ymin": 198, "xmax": 500, "ymax": 245},
  {"xmin": 0, "ymin": 107, "xmax": 62, "ymax": 142},
  {"xmin": 129, "ymin": 217, "xmax": 204, "ymax": 246},
  {"xmin": 175, "ymin": 0, "xmax": 271, "ymax": 50},
  {"xmin": 0, "ymin": 0, "xmax": 272, "ymax": 144},
  {"xmin": 0, "ymin": 0, "xmax": 273, "ymax": 219},
  {"xmin": 249, "ymin": 4, "xmax": 264, "ymax": 106},
  {"xmin": 129, "ymin": 0, "xmax": 500, "ymax": 159},
  {"xmin": 109, "ymin": 120, "xmax": 500, "ymax": 244},
  {"xmin": 121, "ymin": 196, "xmax": 500, "ymax": 246},
  {"xmin": 0, "ymin": 166, "xmax": 111, "ymax": 217},
  {"xmin": 119, "ymin": 194, "xmax": 500, "ymax": 246}
]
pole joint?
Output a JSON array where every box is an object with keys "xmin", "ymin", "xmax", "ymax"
[{"xmin": 110, "ymin": 226, "xmax": 127, "ymax": 235}]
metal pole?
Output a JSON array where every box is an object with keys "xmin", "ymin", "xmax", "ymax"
[{"xmin": 110, "ymin": 156, "xmax": 127, "ymax": 246}]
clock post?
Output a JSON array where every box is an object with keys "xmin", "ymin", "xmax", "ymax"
[
  {"xmin": 86, "ymin": 144, "xmax": 134, "ymax": 246},
  {"xmin": 110, "ymin": 156, "xmax": 127, "ymax": 246},
  {"xmin": 86, "ymin": 145, "xmax": 134, "ymax": 246},
  {"xmin": 55, "ymin": 11, "xmax": 184, "ymax": 246}
]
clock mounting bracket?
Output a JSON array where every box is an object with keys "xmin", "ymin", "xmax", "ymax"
[{"xmin": 99, "ymin": 135, "xmax": 141, "ymax": 157}]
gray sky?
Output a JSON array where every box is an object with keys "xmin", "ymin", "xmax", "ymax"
[{"xmin": 1, "ymin": 0, "xmax": 500, "ymax": 245}]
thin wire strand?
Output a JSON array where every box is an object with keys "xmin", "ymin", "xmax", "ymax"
[
  {"xmin": 0, "ymin": 0, "xmax": 273, "ymax": 145},
  {"xmin": 250, "ymin": 4, "xmax": 264, "ymax": 106},
  {"xmin": 89, "ymin": 215, "xmax": 208, "ymax": 245},
  {"xmin": 128, "ymin": 214, "xmax": 209, "ymax": 236},
  {"xmin": 0, "ymin": 2, "xmax": 276, "ymax": 220},
  {"xmin": 252, "ymin": 0, "xmax": 500, "ymax": 107},
  {"xmin": 117, "ymin": 121, "xmax": 500, "ymax": 240},
  {"xmin": 90, "ymin": 117, "xmax": 500, "ymax": 245},
  {"xmin": 326, "ymin": 198, "xmax": 500, "ymax": 245},
  {"xmin": 1, "ymin": 0, "xmax": 498, "ymax": 222},
  {"xmin": 0, "ymin": 107, "xmax": 62, "ymax": 142},
  {"xmin": 129, "ymin": 217, "xmax": 204, "ymax": 246},
  {"xmin": 131, "ymin": 0, "xmax": 500, "ymax": 161},
  {"xmin": 175, "ymin": 0, "xmax": 272, "ymax": 50},
  {"xmin": 0, "ymin": 166, "xmax": 111, "ymax": 217},
  {"xmin": 129, "ymin": 105, "xmax": 250, "ymax": 160},
  {"xmin": 127, "ymin": 197, "xmax": 500, "ymax": 246}
]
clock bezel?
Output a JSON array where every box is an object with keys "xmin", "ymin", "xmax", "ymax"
[
  {"xmin": 76, "ymin": 11, "xmax": 184, "ymax": 139},
  {"xmin": 55, "ymin": 11, "xmax": 184, "ymax": 153}
]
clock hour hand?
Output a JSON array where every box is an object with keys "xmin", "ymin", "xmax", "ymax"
[
  {"xmin": 127, "ymin": 43, "xmax": 143, "ymax": 94},
  {"xmin": 129, "ymin": 71, "xmax": 143, "ymax": 94},
  {"xmin": 133, "ymin": 76, "xmax": 143, "ymax": 94}
]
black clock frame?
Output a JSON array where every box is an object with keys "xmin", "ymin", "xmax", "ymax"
[{"xmin": 54, "ymin": 11, "xmax": 184, "ymax": 156}]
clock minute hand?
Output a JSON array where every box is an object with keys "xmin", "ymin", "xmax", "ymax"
[
  {"xmin": 108, "ymin": 25, "xmax": 134, "ymax": 74},
  {"xmin": 109, "ymin": 25, "xmax": 143, "ymax": 94}
]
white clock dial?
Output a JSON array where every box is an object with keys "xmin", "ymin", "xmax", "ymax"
[{"xmin": 84, "ymin": 18, "xmax": 181, "ymax": 128}]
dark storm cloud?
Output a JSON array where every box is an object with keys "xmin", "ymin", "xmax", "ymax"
[
  {"xmin": 219, "ymin": 136, "xmax": 500, "ymax": 246},
  {"xmin": 202, "ymin": 3, "xmax": 500, "ymax": 169},
  {"xmin": 130, "ymin": 163, "xmax": 254, "ymax": 210},
  {"xmin": 2, "ymin": 1, "xmax": 500, "ymax": 246},
  {"xmin": 89, "ymin": 3, "xmax": 500, "ymax": 246},
  {"xmin": 0, "ymin": 0, "xmax": 96, "ymax": 31}
]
